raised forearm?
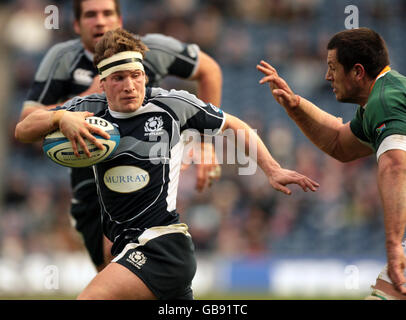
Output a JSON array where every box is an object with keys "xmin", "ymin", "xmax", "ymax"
[
  {"xmin": 287, "ymin": 96, "xmax": 344, "ymax": 156},
  {"xmin": 15, "ymin": 109, "xmax": 62, "ymax": 143},
  {"xmin": 257, "ymin": 61, "xmax": 355, "ymax": 161}
]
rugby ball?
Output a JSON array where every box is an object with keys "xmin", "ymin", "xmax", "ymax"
[{"xmin": 43, "ymin": 116, "xmax": 120, "ymax": 168}]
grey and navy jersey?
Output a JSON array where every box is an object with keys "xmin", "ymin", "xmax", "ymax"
[
  {"xmin": 25, "ymin": 33, "xmax": 200, "ymax": 105},
  {"xmin": 59, "ymin": 87, "xmax": 225, "ymax": 255},
  {"xmin": 25, "ymin": 33, "xmax": 201, "ymax": 207}
]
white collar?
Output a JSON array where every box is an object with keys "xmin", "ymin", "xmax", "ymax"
[{"xmin": 108, "ymin": 106, "xmax": 142, "ymax": 119}]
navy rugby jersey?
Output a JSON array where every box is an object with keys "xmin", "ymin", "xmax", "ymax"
[
  {"xmin": 24, "ymin": 33, "xmax": 201, "ymax": 206},
  {"xmin": 58, "ymin": 88, "xmax": 225, "ymax": 255}
]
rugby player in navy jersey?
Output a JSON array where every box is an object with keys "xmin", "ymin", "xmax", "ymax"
[
  {"xmin": 20, "ymin": 0, "xmax": 223, "ymax": 272},
  {"xmin": 15, "ymin": 28, "xmax": 319, "ymax": 300}
]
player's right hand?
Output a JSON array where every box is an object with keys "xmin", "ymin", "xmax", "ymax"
[
  {"xmin": 268, "ymin": 167, "xmax": 319, "ymax": 195},
  {"xmin": 387, "ymin": 242, "xmax": 406, "ymax": 294},
  {"xmin": 59, "ymin": 111, "xmax": 110, "ymax": 157},
  {"xmin": 256, "ymin": 60, "xmax": 300, "ymax": 110}
]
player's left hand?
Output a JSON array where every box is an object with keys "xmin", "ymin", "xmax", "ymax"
[
  {"xmin": 257, "ymin": 60, "xmax": 300, "ymax": 110},
  {"xmin": 181, "ymin": 141, "xmax": 221, "ymax": 192},
  {"xmin": 196, "ymin": 162, "xmax": 222, "ymax": 192},
  {"xmin": 268, "ymin": 167, "xmax": 319, "ymax": 195},
  {"xmin": 387, "ymin": 242, "xmax": 406, "ymax": 294},
  {"xmin": 195, "ymin": 142, "xmax": 221, "ymax": 192}
]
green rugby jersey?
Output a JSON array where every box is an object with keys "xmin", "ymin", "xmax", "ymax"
[{"xmin": 350, "ymin": 68, "xmax": 406, "ymax": 153}]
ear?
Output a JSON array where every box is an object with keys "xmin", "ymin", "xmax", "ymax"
[
  {"xmin": 353, "ymin": 63, "xmax": 366, "ymax": 80},
  {"xmin": 100, "ymin": 79, "xmax": 105, "ymax": 91},
  {"xmin": 73, "ymin": 20, "xmax": 81, "ymax": 35}
]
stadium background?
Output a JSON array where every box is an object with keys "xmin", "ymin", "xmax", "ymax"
[{"xmin": 0, "ymin": 0, "xmax": 404, "ymax": 299}]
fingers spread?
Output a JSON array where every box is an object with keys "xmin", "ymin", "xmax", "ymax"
[
  {"xmin": 278, "ymin": 185, "xmax": 292, "ymax": 195},
  {"xmin": 70, "ymin": 139, "xmax": 79, "ymax": 158},
  {"xmin": 257, "ymin": 65, "xmax": 274, "ymax": 76},
  {"xmin": 270, "ymin": 169, "xmax": 319, "ymax": 195},
  {"xmin": 270, "ymin": 181, "xmax": 292, "ymax": 195},
  {"xmin": 259, "ymin": 60, "xmax": 277, "ymax": 74},
  {"xmin": 88, "ymin": 125, "xmax": 111, "ymax": 140},
  {"xmin": 259, "ymin": 75, "xmax": 277, "ymax": 85},
  {"xmin": 76, "ymin": 135, "xmax": 91, "ymax": 158},
  {"xmin": 298, "ymin": 176, "xmax": 320, "ymax": 192}
]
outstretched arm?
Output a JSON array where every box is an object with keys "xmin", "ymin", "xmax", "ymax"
[
  {"xmin": 222, "ymin": 112, "xmax": 319, "ymax": 195},
  {"xmin": 256, "ymin": 60, "xmax": 373, "ymax": 162}
]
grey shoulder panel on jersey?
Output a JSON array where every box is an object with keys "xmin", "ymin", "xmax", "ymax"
[
  {"xmin": 34, "ymin": 39, "xmax": 84, "ymax": 82},
  {"xmin": 142, "ymin": 33, "xmax": 186, "ymax": 52},
  {"xmin": 141, "ymin": 33, "xmax": 199, "ymax": 77},
  {"xmin": 150, "ymin": 88, "xmax": 205, "ymax": 127},
  {"xmin": 63, "ymin": 93, "xmax": 108, "ymax": 114}
]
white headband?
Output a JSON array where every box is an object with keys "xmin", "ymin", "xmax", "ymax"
[{"xmin": 97, "ymin": 51, "xmax": 144, "ymax": 79}]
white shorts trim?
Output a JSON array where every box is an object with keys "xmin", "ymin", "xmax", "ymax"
[{"xmin": 112, "ymin": 223, "xmax": 191, "ymax": 262}]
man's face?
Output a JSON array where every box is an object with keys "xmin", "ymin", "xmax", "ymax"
[
  {"xmin": 74, "ymin": 0, "xmax": 122, "ymax": 53},
  {"xmin": 325, "ymin": 49, "xmax": 360, "ymax": 103},
  {"xmin": 101, "ymin": 70, "xmax": 146, "ymax": 113}
]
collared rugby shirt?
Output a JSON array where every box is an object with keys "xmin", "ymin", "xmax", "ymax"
[
  {"xmin": 58, "ymin": 87, "xmax": 225, "ymax": 254},
  {"xmin": 25, "ymin": 33, "xmax": 201, "ymax": 209}
]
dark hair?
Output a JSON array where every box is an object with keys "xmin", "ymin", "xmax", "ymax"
[
  {"xmin": 94, "ymin": 28, "xmax": 149, "ymax": 67},
  {"xmin": 327, "ymin": 28, "xmax": 390, "ymax": 78},
  {"xmin": 73, "ymin": 0, "xmax": 121, "ymax": 21}
]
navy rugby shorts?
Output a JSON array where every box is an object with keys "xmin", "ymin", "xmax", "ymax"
[{"xmin": 113, "ymin": 223, "xmax": 197, "ymax": 300}]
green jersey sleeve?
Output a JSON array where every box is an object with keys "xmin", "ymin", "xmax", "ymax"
[
  {"xmin": 350, "ymin": 70, "xmax": 406, "ymax": 152},
  {"xmin": 349, "ymin": 106, "xmax": 369, "ymax": 143}
]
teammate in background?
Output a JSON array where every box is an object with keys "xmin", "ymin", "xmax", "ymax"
[
  {"xmin": 257, "ymin": 27, "xmax": 406, "ymax": 300},
  {"xmin": 21, "ymin": 0, "xmax": 223, "ymax": 272},
  {"xmin": 15, "ymin": 28, "xmax": 319, "ymax": 299}
]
